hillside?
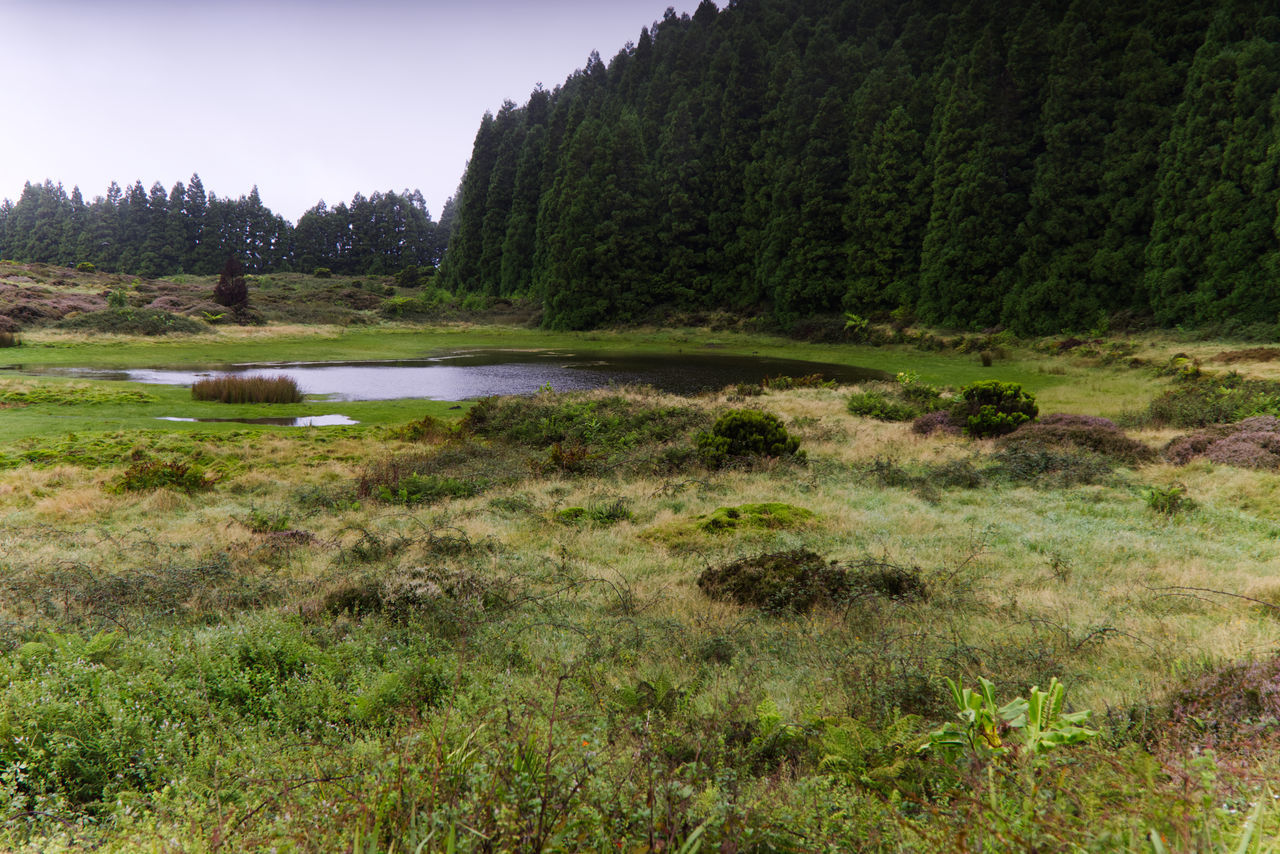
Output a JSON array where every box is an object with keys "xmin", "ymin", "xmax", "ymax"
[{"xmin": 441, "ymin": 0, "xmax": 1280, "ymax": 334}]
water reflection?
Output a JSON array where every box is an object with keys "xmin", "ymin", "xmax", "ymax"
[
  {"xmin": 7, "ymin": 349, "xmax": 888, "ymax": 402},
  {"xmin": 156, "ymin": 414, "xmax": 358, "ymax": 426}
]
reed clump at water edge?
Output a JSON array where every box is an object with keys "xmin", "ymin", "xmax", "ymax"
[{"xmin": 190, "ymin": 373, "xmax": 303, "ymax": 404}]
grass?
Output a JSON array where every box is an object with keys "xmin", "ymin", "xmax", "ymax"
[
  {"xmin": 191, "ymin": 373, "xmax": 303, "ymax": 403},
  {"xmin": 3, "ymin": 324, "xmax": 1280, "ymax": 849}
]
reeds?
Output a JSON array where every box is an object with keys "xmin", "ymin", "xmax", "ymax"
[{"xmin": 191, "ymin": 373, "xmax": 302, "ymax": 403}]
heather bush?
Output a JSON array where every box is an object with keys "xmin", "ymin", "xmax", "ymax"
[
  {"xmin": 1001, "ymin": 413, "xmax": 1155, "ymax": 465},
  {"xmin": 191, "ymin": 374, "xmax": 303, "ymax": 404},
  {"xmin": 912, "ymin": 410, "xmax": 961, "ymax": 436},
  {"xmin": 1165, "ymin": 416, "xmax": 1280, "ymax": 469}
]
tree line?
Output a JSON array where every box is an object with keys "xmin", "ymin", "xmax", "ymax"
[
  {"xmin": 0, "ymin": 175, "xmax": 454, "ymax": 278},
  {"xmin": 439, "ymin": 0, "xmax": 1280, "ymax": 334}
]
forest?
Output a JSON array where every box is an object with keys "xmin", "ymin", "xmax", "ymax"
[
  {"xmin": 5, "ymin": 0, "xmax": 1279, "ymax": 337},
  {"xmin": 0, "ymin": 177, "xmax": 452, "ymax": 278},
  {"xmin": 439, "ymin": 0, "xmax": 1280, "ymax": 334}
]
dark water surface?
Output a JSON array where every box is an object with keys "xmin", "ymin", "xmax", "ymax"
[{"xmin": 8, "ymin": 349, "xmax": 888, "ymax": 401}]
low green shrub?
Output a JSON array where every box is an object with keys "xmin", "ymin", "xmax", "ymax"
[
  {"xmin": 1142, "ymin": 483, "xmax": 1193, "ymax": 516},
  {"xmin": 951, "ymin": 380, "xmax": 1038, "ymax": 438},
  {"xmin": 58, "ymin": 308, "xmax": 209, "ymax": 336},
  {"xmin": 375, "ymin": 473, "xmax": 480, "ymax": 505},
  {"xmin": 697, "ymin": 549, "xmax": 848, "ymax": 612},
  {"xmin": 75, "ymin": 261, "xmax": 96, "ymax": 273},
  {"xmin": 312, "ymin": 266, "xmax": 332, "ymax": 278},
  {"xmin": 697, "ymin": 408, "xmax": 803, "ymax": 468},
  {"xmin": 191, "ymin": 374, "xmax": 303, "ymax": 404},
  {"xmin": 846, "ymin": 389, "xmax": 919, "ymax": 422},
  {"xmin": 1145, "ymin": 372, "xmax": 1280, "ymax": 427},
  {"xmin": 114, "ymin": 459, "xmax": 214, "ymax": 494},
  {"xmin": 554, "ymin": 498, "xmax": 632, "ymax": 525}
]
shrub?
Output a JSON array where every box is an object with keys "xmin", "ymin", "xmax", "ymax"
[
  {"xmin": 213, "ymin": 256, "xmax": 249, "ymax": 310},
  {"xmin": 1165, "ymin": 416, "xmax": 1280, "ymax": 469},
  {"xmin": 0, "ymin": 331, "xmax": 18, "ymax": 348},
  {"xmin": 114, "ymin": 459, "xmax": 214, "ymax": 494},
  {"xmin": 191, "ymin": 374, "xmax": 303, "ymax": 404},
  {"xmin": 554, "ymin": 498, "xmax": 632, "ymax": 525},
  {"xmin": 951, "ymin": 380, "xmax": 1038, "ymax": 438},
  {"xmin": 313, "ymin": 267, "xmax": 332, "ymax": 278},
  {"xmin": 846, "ymin": 389, "xmax": 918, "ymax": 422},
  {"xmin": 375, "ymin": 473, "xmax": 480, "ymax": 506},
  {"xmin": 1001, "ymin": 413, "xmax": 1155, "ymax": 465},
  {"xmin": 697, "ymin": 549, "xmax": 850, "ymax": 612},
  {"xmin": 1142, "ymin": 483, "xmax": 1193, "ymax": 515},
  {"xmin": 1145, "ymin": 373, "xmax": 1280, "ymax": 427},
  {"xmin": 75, "ymin": 261, "xmax": 96, "ymax": 273},
  {"xmin": 697, "ymin": 408, "xmax": 803, "ymax": 468},
  {"xmin": 912, "ymin": 410, "xmax": 960, "ymax": 436}
]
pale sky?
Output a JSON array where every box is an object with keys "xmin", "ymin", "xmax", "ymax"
[{"xmin": 1, "ymin": 0, "xmax": 713, "ymax": 223}]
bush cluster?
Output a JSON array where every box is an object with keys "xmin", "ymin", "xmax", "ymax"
[{"xmin": 114, "ymin": 459, "xmax": 214, "ymax": 494}]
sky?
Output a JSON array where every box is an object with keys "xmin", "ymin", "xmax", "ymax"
[{"xmin": 1, "ymin": 0, "xmax": 714, "ymax": 223}]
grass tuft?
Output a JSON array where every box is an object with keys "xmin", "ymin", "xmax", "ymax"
[{"xmin": 191, "ymin": 373, "xmax": 303, "ymax": 404}]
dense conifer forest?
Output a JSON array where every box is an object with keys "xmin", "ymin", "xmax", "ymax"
[
  {"xmin": 440, "ymin": 0, "xmax": 1280, "ymax": 334},
  {"xmin": 0, "ymin": 177, "xmax": 452, "ymax": 277}
]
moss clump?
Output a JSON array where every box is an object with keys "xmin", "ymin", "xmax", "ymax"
[
  {"xmin": 698, "ymin": 502, "xmax": 815, "ymax": 533},
  {"xmin": 697, "ymin": 549, "xmax": 849, "ymax": 613}
]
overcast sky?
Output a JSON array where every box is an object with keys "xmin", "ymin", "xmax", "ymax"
[{"xmin": 1, "ymin": 0, "xmax": 713, "ymax": 223}]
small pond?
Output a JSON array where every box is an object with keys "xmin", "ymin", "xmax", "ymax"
[{"xmin": 7, "ymin": 349, "xmax": 888, "ymax": 401}]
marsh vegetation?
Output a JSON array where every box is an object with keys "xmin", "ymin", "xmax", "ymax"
[{"xmin": 3, "ymin": 321, "xmax": 1280, "ymax": 851}]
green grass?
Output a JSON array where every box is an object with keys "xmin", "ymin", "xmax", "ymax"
[{"xmin": 3, "ymin": 324, "xmax": 1280, "ymax": 851}]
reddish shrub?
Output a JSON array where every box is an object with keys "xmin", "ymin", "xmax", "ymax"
[
  {"xmin": 1165, "ymin": 416, "xmax": 1280, "ymax": 469},
  {"xmin": 1003, "ymin": 413, "xmax": 1155, "ymax": 464},
  {"xmin": 911, "ymin": 410, "xmax": 960, "ymax": 436}
]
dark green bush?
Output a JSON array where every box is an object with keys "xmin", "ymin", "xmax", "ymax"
[
  {"xmin": 697, "ymin": 549, "xmax": 849, "ymax": 612},
  {"xmin": 951, "ymin": 380, "xmax": 1038, "ymax": 438},
  {"xmin": 312, "ymin": 267, "xmax": 332, "ymax": 278},
  {"xmin": 191, "ymin": 374, "xmax": 303, "ymax": 404},
  {"xmin": 697, "ymin": 409, "xmax": 803, "ymax": 468}
]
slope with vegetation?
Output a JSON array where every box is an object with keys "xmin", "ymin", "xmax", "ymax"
[{"xmin": 441, "ymin": 0, "xmax": 1280, "ymax": 335}]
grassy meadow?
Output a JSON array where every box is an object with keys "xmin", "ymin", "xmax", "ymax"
[{"xmin": 4, "ymin": 313, "xmax": 1280, "ymax": 851}]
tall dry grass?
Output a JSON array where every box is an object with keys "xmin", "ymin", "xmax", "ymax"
[{"xmin": 191, "ymin": 373, "xmax": 302, "ymax": 403}]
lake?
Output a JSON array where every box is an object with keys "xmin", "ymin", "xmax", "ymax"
[{"xmin": 10, "ymin": 349, "xmax": 887, "ymax": 401}]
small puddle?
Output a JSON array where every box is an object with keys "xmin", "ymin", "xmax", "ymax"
[{"xmin": 156, "ymin": 414, "xmax": 357, "ymax": 426}]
